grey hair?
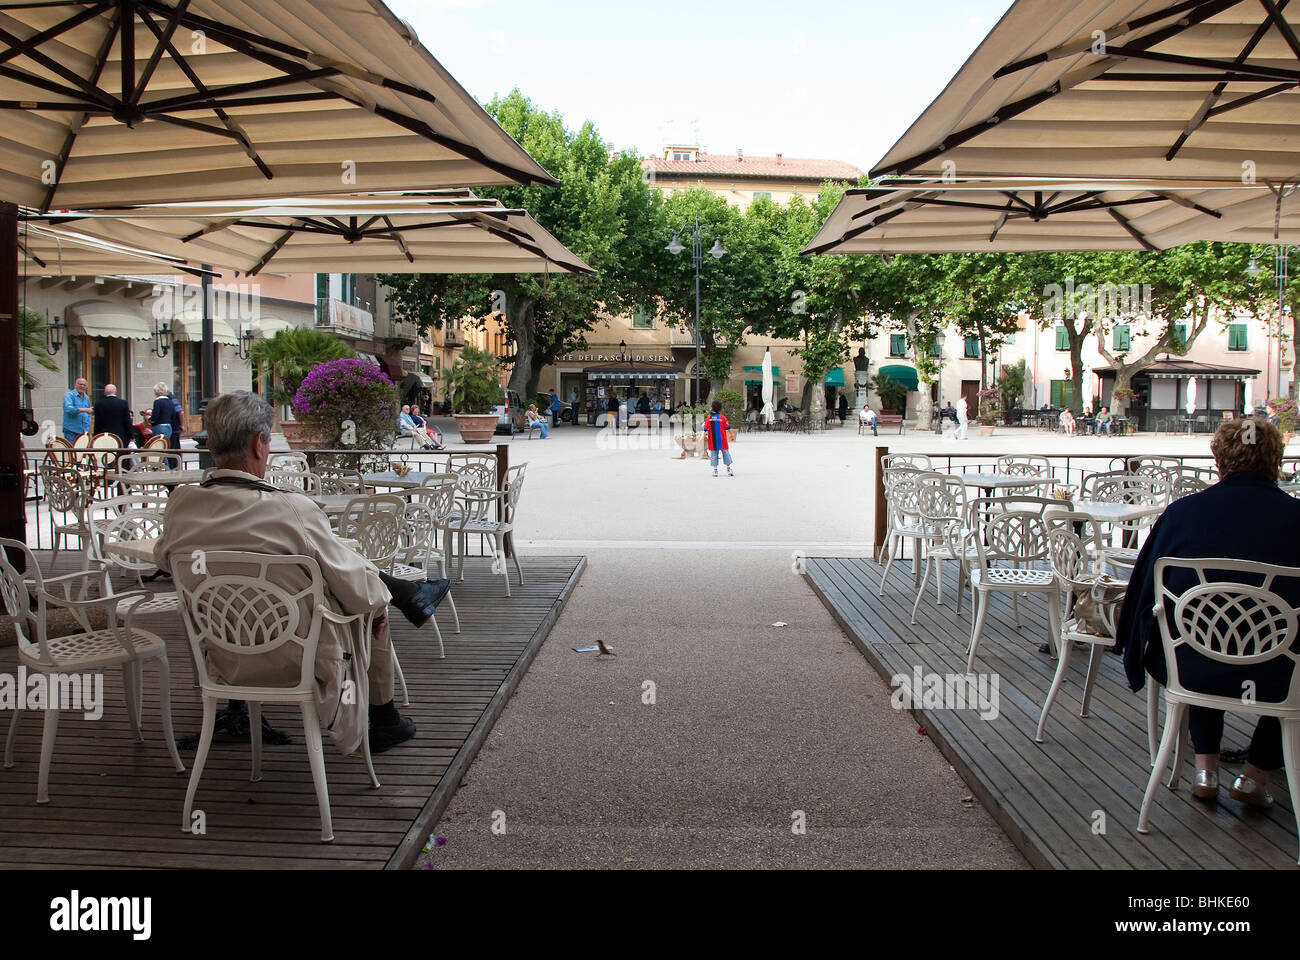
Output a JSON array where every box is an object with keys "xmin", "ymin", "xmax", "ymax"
[{"xmin": 205, "ymin": 391, "xmax": 273, "ymax": 467}]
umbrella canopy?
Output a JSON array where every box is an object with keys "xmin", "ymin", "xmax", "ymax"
[
  {"xmin": 803, "ymin": 177, "xmax": 1287, "ymax": 255},
  {"xmin": 17, "ymin": 219, "xmax": 218, "ymax": 277},
  {"xmin": 1186, "ymin": 376, "xmax": 1198, "ymax": 415},
  {"xmin": 32, "ymin": 193, "xmax": 596, "ymax": 275},
  {"xmin": 0, "ymin": 0, "xmax": 554, "ymax": 211},
  {"xmin": 761, "ymin": 348, "xmax": 775, "ymax": 425},
  {"xmin": 872, "ymin": 1, "xmax": 1300, "ymax": 185}
]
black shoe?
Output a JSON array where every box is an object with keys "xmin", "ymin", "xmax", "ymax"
[
  {"xmin": 369, "ymin": 714, "xmax": 416, "ymax": 753},
  {"xmin": 385, "ymin": 577, "xmax": 450, "ymax": 628}
]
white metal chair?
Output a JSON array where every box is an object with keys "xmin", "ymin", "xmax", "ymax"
[
  {"xmin": 1080, "ymin": 469, "xmax": 1171, "ymax": 563},
  {"xmin": 315, "ymin": 469, "xmax": 365, "ymax": 496},
  {"xmin": 910, "ymin": 473, "xmax": 975, "ymax": 622},
  {"xmin": 336, "ymin": 495, "xmax": 413, "ymax": 704},
  {"xmin": 268, "ymin": 452, "xmax": 310, "ymax": 472},
  {"xmin": 995, "ymin": 455, "xmax": 1054, "ymax": 494},
  {"xmin": 389, "ymin": 498, "xmax": 458, "ymax": 660},
  {"xmin": 39, "ymin": 458, "xmax": 92, "ymax": 562},
  {"xmin": 1165, "ymin": 464, "xmax": 1212, "ymax": 501},
  {"xmin": 449, "ymin": 464, "xmax": 526, "ymax": 595},
  {"xmin": 0, "ymin": 538, "xmax": 184, "ymax": 803},
  {"xmin": 965, "ymin": 496, "xmax": 1062, "ymax": 672},
  {"xmin": 881, "ymin": 453, "xmax": 932, "ymax": 471},
  {"xmin": 879, "ymin": 466, "xmax": 927, "ymax": 593},
  {"xmin": 1035, "ymin": 516, "xmax": 1128, "ymax": 743},
  {"xmin": 265, "ymin": 466, "xmax": 322, "ymax": 495},
  {"xmin": 1137, "ymin": 557, "xmax": 1300, "ymax": 863},
  {"xmin": 173, "ymin": 550, "xmax": 380, "ymax": 843}
]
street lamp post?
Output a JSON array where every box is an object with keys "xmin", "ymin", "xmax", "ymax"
[
  {"xmin": 667, "ymin": 213, "xmax": 726, "ymax": 406},
  {"xmin": 1247, "ymin": 246, "xmax": 1299, "ymax": 396}
]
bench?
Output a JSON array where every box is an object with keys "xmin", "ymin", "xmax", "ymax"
[{"xmin": 860, "ymin": 414, "xmax": 904, "ymax": 436}]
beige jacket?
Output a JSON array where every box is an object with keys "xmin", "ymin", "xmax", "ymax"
[{"xmin": 155, "ymin": 469, "xmax": 392, "ymax": 754}]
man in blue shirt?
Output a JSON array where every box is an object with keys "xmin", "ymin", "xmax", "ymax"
[{"xmin": 62, "ymin": 377, "xmax": 91, "ymax": 442}]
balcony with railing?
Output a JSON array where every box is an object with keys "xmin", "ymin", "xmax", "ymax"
[{"xmin": 315, "ymin": 296, "xmax": 374, "ymax": 339}]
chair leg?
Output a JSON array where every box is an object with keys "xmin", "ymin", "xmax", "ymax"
[
  {"xmin": 249, "ymin": 701, "xmax": 263, "ymax": 782},
  {"xmin": 121, "ymin": 663, "xmax": 143, "ymax": 743},
  {"xmin": 182, "ymin": 696, "xmax": 217, "ymax": 833},
  {"xmin": 1035, "ymin": 635, "xmax": 1074, "ymax": 743},
  {"xmin": 36, "ymin": 703, "xmax": 60, "ymax": 804},
  {"xmin": 1080, "ymin": 644, "xmax": 1105, "ymax": 718},
  {"xmin": 1012, "ymin": 591, "xmax": 1021, "ymax": 628},
  {"xmin": 1146, "ymin": 682, "xmax": 1160, "ymax": 766},
  {"xmin": 966, "ymin": 589, "xmax": 989, "ymax": 673},
  {"xmin": 497, "ymin": 534, "xmax": 511, "ymax": 597},
  {"xmin": 156, "ymin": 656, "xmax": 184, "ymax": 773},
  {"xmin": 1279, "ymin": 720, "xmax": 1300, "ymax": 865},
  {"xmin": 911, "ymin": 556, "xmax": 932, "ymax": 625},
  {"xmin": 3, "ymin": 699, "xmax": 19, "ymax": 769},
  {"xmin": 508, "ymin": 533, "xmax": 524, "ymax": 585},
  {"xmin": 361, "ymin": 722, "xmax": 381, "ymax": 791},
  {"xmin": 934, "ymin": 556, "xmax": 944, "ymax": 605},
  {"xmin": 299, "ymin": 705, "xmax": 334, "ymax": 843},
  {"xmin": 1138, "ymin": 700, "xmax": 1185, "ymax": 835},
  {"xmin": 443, "ymin": 589, "xmax": 461, "ymax": 634},
  {"xmin": 1168, "ymin": 709, "xmax": 1190, "ymax": 790},
  {"xmin": 393, "ymin": 645, "xmax": 411, "ymax": 702},
  {"xmin": 879, "ymin": 534, "xmax": 898, "ymax": 595}
]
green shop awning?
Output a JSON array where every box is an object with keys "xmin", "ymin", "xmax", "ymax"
[
  {"xmin": 878, "ymin": 365, "xmax": 919, "ymax": 391},
  {"xmin": 742, "ymin": 364, "xmax": 779, "ymax": 385},
  {"xmin": 824, "ymin": 368, "xmax": 845, "ymax": 387}
]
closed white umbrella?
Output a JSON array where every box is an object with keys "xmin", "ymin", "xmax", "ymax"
[
  {"xmin": 1186, "ymin": 378, "xmax": 1198, "ymax": 416},
  {"xmin": 1244, "ymin": 379, "xmax": 1254, "ymax": 416},
  {"xmin": 761, "ymin": 349, "xmax": 775, "ymax": 426}
]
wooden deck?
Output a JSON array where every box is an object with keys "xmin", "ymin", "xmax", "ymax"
[
  {"xmin": 805, "ymin": 556, "xmax": 1298, "ymax": 870},
  {"xmin": 0, "ymin": 552, "xmax": 584, "ymax": 869}
]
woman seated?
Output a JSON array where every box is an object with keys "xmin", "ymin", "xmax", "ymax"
[
  {"xmin": 1059, "ymin": 408, "xmax": 1076, "ymax": 436},
  {"xmin": 526, "ymin": 403, "xmax": 549, "ymax": 439}
]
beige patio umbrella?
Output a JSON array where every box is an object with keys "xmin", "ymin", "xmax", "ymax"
[
  {"xmin": 0, "ymin": 0, "xmax": 557, "ymax": 550},
  {"xmin": 34, "ymin": 193, "xmax": 596, "ymax": 275},
  {"xmin": 803, "ymin": 177, "xmax": 1290, "ymax": 255},
  {"xmin": 17, "ymin": 219, "xmax": 219, "ymax": 278},
  {"xmin": 872, "ymin": 1, "xmax": 1300, "ymax": 187}
]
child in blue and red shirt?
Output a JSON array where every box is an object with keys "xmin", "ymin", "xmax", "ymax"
[{"xmin": 704, "ymin": 400, "xmax": 734, "ymax": 477}]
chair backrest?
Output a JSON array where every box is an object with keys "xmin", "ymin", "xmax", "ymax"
[
  {"xmin": 39, "ymin": 459, "xmax": 91, "ymax": 516},
  {"xmin": 45, "ymin": 436, "xmax": 75, "ymax": 466},
  {"xmin": 398, "ymin": 499, "xmax": 439, "ymax": 570},
  {"xmin": 1153, "ymin": 557, "xmax": 1300, "ymax": 711},
  {"xmin": 968, "ymin": 496, "xmax": 1056, "ymax": 573},
  {"xmin": 882, "ymin": 466, "xmax": 927, "ymax": 528},
  {"xmin": 268, "ymin": 452, "xmax": 310, "ymax": 473},
  {"xmin": 315, "ymin": 469, "xmax": 364, "ymax": 495},
  {"xmin": 336, "ymin": 495, "xmax": 405, "ymax": 568},
  {"xmin": 1166, "ymin": 465, "xmax": 1211, "ymax": 501},
  {"xmin": 0, "ymin": 539, "xmax": 38, "ymax": 652},
  {"xmin": 265, "ymin": 466, "xmax": 321, "ymax": 495},
  {"xmin": 1045, "ymin": 512, "xmax": 1110, "ymax": 590},
  {"xmin": 143, "ymin": 433, "xmax": 170, "ymax": 450},
  {"xmin": 996, "ymin": 455, "xmax": 1052, "ymax": 479},
  {"xmin": 173, "ymin": 551, "xmax": 327, "ymax": 696},
  {"xmin": 447, "ymin": 453, "xmax": 498, "ymax": 491},
  {"xmin": 414, "ymin": 475, "xmax": 460, "ymax": 524},
  {"xmin": 914, "ymin": 473, "xmax": 966, "ymax": 546},
  {"xmin": 87, "ymin": 496, "xmax": 171, "ymax": 573},
  {"xmin": 71, "ymin": 432, "xmax": 90, "ymax": 449},
  {"xmin": 89, "ymin": 431, "xmax": 121, "ymax": 467},
  {"xmin": 881, "ymin": 453, "xmax": 931, "ymax": 471},
  {"xmin": 503, "ymin": 463, "xmax": 526, "ymax": 521}
]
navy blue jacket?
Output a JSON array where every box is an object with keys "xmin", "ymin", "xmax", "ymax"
[{"xmin": 1114, "ymin": 471, "xmax": 1300, "ymax": 698}]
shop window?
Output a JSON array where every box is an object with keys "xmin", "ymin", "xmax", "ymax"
[
  {"xmin": 1228, "ymin": 323, "xmax": 1248, "ymax": 352},
  {"xmin": 1113, "ymin": 324, "xmax": 1131, "ymax": 351},
  {"xmin": 889, "ymin": 334, "xmax": 906, "ymax": 358}
]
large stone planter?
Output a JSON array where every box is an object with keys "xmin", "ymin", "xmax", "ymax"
[
  {"xmin": 978, "ymin": 423, "xmax": 995, "ymax": 437},
  {"xmin": 280, "ymin": 421, "xmax": 320, "ymax": 450},
  {"xmin": 454, "ymin": 413, "xmax": 498, "ymax": 444}
]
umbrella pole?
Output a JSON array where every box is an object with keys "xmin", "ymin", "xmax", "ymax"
[{"xmin": 0, "ymin": 202, "xmax": 24, "ymax": 564}]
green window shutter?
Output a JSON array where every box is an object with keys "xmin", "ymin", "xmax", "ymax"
[
  {"xmin": 1113, "ymin": 324, "xmax": 1131, "ymax": 351},
  {"xmin": 929, "ymin": 340, "xmax": 941, "ymax": 357},
  {"xmin": 1051, "ymin": 380, "xmax": 1074, "ymax": 408},
  {"xmin": 1173, "ymin": 322, "xmax": 1189, "ymax": 346},
  {"xmin": 964, "ymin": 336, "xmax": 980, "ymax": 358},
  {"xmin": 1055, "ymin": 325, "xmax": 1069, "ymax": 351},
  {"xmin": 1228, "ymin": 323, "xmax": 1248, "ymax": 351},
  {"xmin": 315, "ymin": 274, "xmax": 328, "ymax": 299},
  {"xmin": 890, "ymin": 334, "xmax": 906, "ymax": 357}
]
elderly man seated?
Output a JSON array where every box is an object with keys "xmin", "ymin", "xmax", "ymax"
[
  {"xmin": 1116, "ymin": 419, "xmax": 1300, "ymax": 809},
  {"xmin": 156, "ymin": 391, "xmax": 449, "ymax": 754}
]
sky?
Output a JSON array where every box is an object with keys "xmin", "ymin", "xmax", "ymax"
[{"xmin": 387, "ymin": 0, "xmax": 1014, "ymax": 173}]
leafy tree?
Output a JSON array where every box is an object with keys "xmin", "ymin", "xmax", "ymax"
[{"xmin": 381, "ymin": 89, "xmax": 664, "ymax": 399}]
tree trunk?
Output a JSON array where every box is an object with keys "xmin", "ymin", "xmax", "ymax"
[
  {"xmin": 1292, "ymin": 312, "xmax": 1299, "ymax": 400},
  {"xmin": 505, "ymin": 298, "xmax": 536, "ymax": 398},
  {"xmin": 1112, "ymin": 370, "xmax": 1133, "ymax": 416},
  {"xmin": 808, "ymin": 374, "xmax": 827, "ymax": 428}
]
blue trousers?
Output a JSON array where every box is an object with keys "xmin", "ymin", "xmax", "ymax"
[{"xmin": 708, "ymin": 448, "xmax": 732, "ymax": 468}]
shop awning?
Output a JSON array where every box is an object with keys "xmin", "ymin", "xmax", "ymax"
[
  {"xmin": 252, "ymin": 315, "xmax": 296, "ymax": 338},
  {"xmin": 877, "ymin": 364, "xmax": 919, "ymax": 391},
  {"xmin": 357, "ymin": 352, "xmax": 380, "ymax": 368},
  {"xmin": 584, "ymin": 363, "xmax": 679, "ymax": 381},
  {"xmin": 171, "ymin": 312, "xmax": 240, "ymax": 346},
  {"xmin": 824, "ymin": 368, "xmax": 845, "ymax": 387},
  {"xmin": 415, "ymin": 372, "xmax": 435, "ymax": 386},
  {"xmin": 743, "ymin": 364, "xmax": 779, "ymax": 385},
  {"xmin": 65, "ymin": 300, "xmax": 150, "ymax": 341}
]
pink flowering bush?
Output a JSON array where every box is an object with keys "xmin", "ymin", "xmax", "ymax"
[
  {"xmin": 975, "ymin": 388, "xmax": 1001, "ymax": 424},
  {"xmin": 291, "ymin": 358, "xmax": 398, "ymax": 460}
]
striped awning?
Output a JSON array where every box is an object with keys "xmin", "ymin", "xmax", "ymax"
[
  {"xmin": 170, "ymin": 312, "xmax": 240, "ymax": 346},
  {"xmin": 65, "ymin": 301, "xmax": 150, "ymax": 341}
]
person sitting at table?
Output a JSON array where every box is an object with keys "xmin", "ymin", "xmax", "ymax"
[
  {"xmin": 1115, "ymin": 418, "xmax": 1300, "ymax": 809},
  {"xmin": 525, "ymin": 403, "xmax": 549, "ymax": 438},
  {"xmin": 1059, "ymin": 408, "xmax": 1076, "ymax": 436},
  {"xmin": 1095, "ymin": 406, "xmax": 1114, "ymax": 436},
  {"xmin": 156, "ymin": 391, "xmax": 451, "ymax": 755}
]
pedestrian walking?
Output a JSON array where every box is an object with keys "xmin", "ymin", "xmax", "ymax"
[
  {"xmin": 704, "ymin": 400, "xmax": 734, "ymax": 478},
  {"xmin": 150, "ymin": 382, "xmax": 175, "ymax": 444},
  {"xmin": 549, "ymin": 389, "xmax": 560, "ymax": 427},
  {"xmin": 837, "ymin": 392, "xmax": 849, "ymax": 423},
  {"xmin": 955, "ymin": 397, "xmax": 969, "ymax": 441},
  {"xmin": 93, "ymin": 383, "xmax": 133, "ymax": 447}
]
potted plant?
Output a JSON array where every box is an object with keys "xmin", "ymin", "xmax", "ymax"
[
  {"xmin": 249, "ymin": 326, "xmax": 357, "ymax": 439},
  {"xmin": 290, "ymin": 358, "xmax": 397, "ymax": 467},
  {"xmin": 976, "ymin": 388, "xmax": 1001, "ymax": 437},
  {"xmin": 870, "ymin": 373, "xmax": 907, "ymax": 415},
  {"xmin": 670, "ymin": 405, "xmax": 707, "ymax": 458},
  {"xmin": 1269, "ymin": 396, "xmax": 1298, "ymax": 444},
  {"xmin": 446, "ymin": 344, "xmax": 504, "ymax": 444}
]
